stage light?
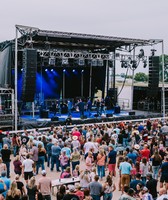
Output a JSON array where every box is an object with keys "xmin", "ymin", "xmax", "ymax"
[
  {"xmin": 81, "ymin": 70, "xmax": 84, "ymax": 73},
  {"xmin": 63, "ymin": 69, "xmax": 66, "ymax": 72},
  {"xmin": 143, "ymin": 60, "xmax": 147, "ymax": 68},
  {"xmin": 73, "ymin": 69, "xmax": 75, "ymax": 72},
  {"xmin": 62, "ymin": 59, "xmax": 69, "ymax": 65},
  {"xmin": 45, "ymin": 69, "xmax": 48, "ymax": 72},
  {"xmin": 21, "ymin": 68, "xmax": 23, "ymax": 71},
  {"xmin": 49, "ymin": 57, "xmax": 55, "ymax": 65},
  {"xmin": 151, "ymin": 49, "xmax": 156, "ymax": 56},
  {"xmin": 138, "ymin": 49, "xmax": 144, "ymax": 58},
  {"xmin": 51, "ymin": 69, "xmax": 53, "ymax": 72}
]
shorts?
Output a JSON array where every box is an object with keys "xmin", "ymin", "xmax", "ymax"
[
  {"xmin": 160, "ymin": 174, "xmax": 168, "ymax": 183},
  {"xmin": 24, "ymin": 171, "xmax": 33, "ymax": 180},
  {"xmin": 108, "ymin": 164, "xmax": 116, "ymax": 172}
]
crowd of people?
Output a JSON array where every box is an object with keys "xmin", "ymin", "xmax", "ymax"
[{"xmin": 0, "ymin": 119, "xmax": 167, "ymax": 199}]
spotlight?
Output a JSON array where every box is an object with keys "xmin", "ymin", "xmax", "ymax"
[
  {"xmin": 63, "ymin": 69, "xmax": 66, "ymax": 72},
  {"xmin": 21, "ymin": 68, "xmax": 23, "ymax": 71},
  {"xmin": 81, "ymin": 70, "xmax": 84, "ymax": 73},
  {"xmin": 132, "ymin": 60, "xmax": 137, "ymax": 69},
  {"xmin": 151, "ymin": 49, "xmax": 156, "ymax": 56},
  {"xmin": 121, "ymin": 61, "xmax": 127, "ymax": 68},
  {"xmin": 51, "ymin": 69, "xmax": 53, "ymax": 72},
  {"xmin": 45, "ymin": 69, "xmax": 48, "ymax": 72},
  {"xmin": 73, "ymin": 69, "xmax": 75, "ymax": 72},
  {"xmin": 138, "ymin": 49, "xmax": 144, "ymax": 58}
]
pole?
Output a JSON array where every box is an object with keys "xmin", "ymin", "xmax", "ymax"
[
  {"xmin": 113, "ymin": 51, "xmax": 116, "ymax": 105},
  {"xmin": 63, "ymin": 71, "xmax": 65, "ymax": 101},
  {"xmin": 81, "ymin": 71, "xmax": 83, "ymax": 97},
  {"xmin": 106, "ymin": 60, "xmax": 109, "ymax": 98},
  {"xmin": 14, "ymin": 26, "xmax": 18, "ymax": 131},
  {"xmin": 89, "ymin": 65, "xmax": 92, "ymax": 98},
  {"xmin": 162, "ymin": 40, "xmax": 165, "ymax": 119},
  {"xmin": 131, "ymin": 47, "xmax": 136, "ymax": 111}
]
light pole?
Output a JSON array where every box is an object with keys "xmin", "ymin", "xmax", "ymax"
[{"xmin": 161, "ymin": 40, "xmax": 165, "ymax": 119}]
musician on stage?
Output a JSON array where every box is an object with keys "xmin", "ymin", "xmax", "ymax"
[
  {"xmin": 77, "ymin": 99, "xmax": 85, "ymax": 118},
  {"xmin": 96, "ymin": 99, "xmax": 101, "ymax": 116},
  {"xmin": 100, "ymin": 98, "xmax": 105, "ymax": 114},
  {"xmin": 67, "ymin": 100, "xmax": 73, "ymax": 117},
  {"xmin": 87, "ymin": 98, "xmax": 92, "ymax": 117}
]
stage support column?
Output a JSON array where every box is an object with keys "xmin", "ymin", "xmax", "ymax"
[
  {"xmin": 105, "ymin": 60, "xmax": 109, "ymax": 98},
  {"xmin": 113, "ymin": 51, "xmax": 116, "ymax": 105},
  {"xmin": 161, "ymin": 40, "xmax": 165, "ymax": 120},
  {"xmin": 89, "ymin": 65, "xmax": 92, "ymax": 98},
  {"xmin": 130, "ymin": 47, "xmax": 136, "ymax": 111},
  {"xmin": 63, "ymin": 70, "xmax": 65, "ymax": 100},
  {"xmin": 14, "ymin": 25, "xmax": 18, "ymax": 131},
  {"xmin": 32, "ymin": 102, "xmax": 35, "ymax": 118},
  {"xmin": 81, "ymin": 70, "xmax": 84, "ymax": 97}
]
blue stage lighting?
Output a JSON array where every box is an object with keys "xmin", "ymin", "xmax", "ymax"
[
  {"xmin": 45, "ymin": 69, "xmax": 48, "ymax": 72},
  {"xmin": 51, "ymin": 69, "xmax": 53, "ymax": 72},
  {"xmin": 73, "ymin": 69, "xmax": 75, "ymax": 72},
  {"xmin": 21, "ymin": 68, "xmax": 23, "ymax": 71},
  {"xmin": 81, "ymin": 70, "xmax": 84, "ymax": 73},
  {"xmin": 63, "ymin": 69, "xmax": 66, "ymax": 72}
]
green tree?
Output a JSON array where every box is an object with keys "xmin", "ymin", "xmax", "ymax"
[{"xmin": 134, "ymin": 72, "xmax": 148, "ymax": 82}]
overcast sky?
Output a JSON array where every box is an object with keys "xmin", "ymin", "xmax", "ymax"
[{"xmin": 0, "ymin": 0, "xmax": 168, "ymax": 74}]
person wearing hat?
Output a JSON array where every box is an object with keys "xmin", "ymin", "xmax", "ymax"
[
  {"xmin": 72, "ymin": 136, "xmax": 81, "ymax": 150},
  {"xmin": 38, "ymin": 170, "xmax": 52, "ymax": 200},
  {"xmin": 63, "ymin": 185, "xmax": 79, "ymax": 200},
  {"xmin": 140, "ymin": 187, "xmax": 153, "ymax": 200}
]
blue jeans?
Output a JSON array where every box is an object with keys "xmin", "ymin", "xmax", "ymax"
[
  {"xmin": 51, "ymin": 155, "xmax": 60, "ymax": 171},
  {"xmin": 13, "ymin": 146, "xmax": 17, "ymax": 157},
  {"xmin": 152, "ymin": 165, "xmax": 160, "ymax": 179},
  {"xmin": 0, "ymin": 143, "xmax": 2, "ymax": 151},
  {"xmin": 123, "ymin": 138, "xmax": 128, "ymax": 147},
  {"xmin": 47, "ymin": 153, "xmax": 51, "ymax": 167},
  {"xmin": 36, "ymin": 156, "xmax": 45, "ymax": 174},
  {"xmin": 72, "ymin": 161, "xmax": 80, "ymax": 171},
  {"xmin": 3, "ymin": 161, "xmax": 10, "ymax": 178},
  {"xmin": 91, "ymin": 195, "xmax": 101, "ymax": 200},
  {"xmin": 97, "ymin": 165, "xmax": 105, "ymax": 178},
  {"xmin": 103, "ymin": 193, "xmax": 112, "ymax": 200}
]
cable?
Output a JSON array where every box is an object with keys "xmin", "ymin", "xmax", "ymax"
[{"xmin": 117, "ymin": 67, "xmax": 129, "ymax": 97}]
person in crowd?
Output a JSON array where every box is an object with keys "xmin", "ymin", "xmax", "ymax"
[
  {"xmin": 146, "ymin": 173, "xmax": 157, "ymax": 199},
  {"xmin": 103, "ymin": 175, "xmax": 116, "ymax": 200},
  {"xmin": 159, "ymin": 156, "xmax": 168, "ymax": 190},
  {"xmin": 29, "ymin": 143, "xmax": 38, "ymax": 175},
  {"xmin": 85, "ymin": 151, "xmax": 94, "ymax": 171},
  {"xmin": 119, "ymin": 186, "xmax": 136, "ymax": 200},
  {"xmin": 38, "ymin": 170, "xmax": 52, "ymax": 200},
  {"xmin": 57, "ymin": 185, "xmax": 66, "ymax": 200},
  {"xmin": 140, "ymin": 157, "xmax": 149, "ymax": 184},
  {"xmin": 36, "ymin": 143, "xmax": 46, "ymax": 175},
  {"xmin": 108, "ymin": 145, "xmax": 117, "ymax": 177},
  {"xmin": 51, "ymin": 142, "xmax": 61, "ymax": 172},
  {"xmin": 73, "ymin": 165, "xmax": 80, "ymax": 177},
  {"xmin": 80, "ymin": 169, "xmax": 91, "ymax": 189},
  {"xmin": 60, "ymin": 167, "xmax": 71, "ymax": 178},
  {"xmin": 74, "ymin": 184, "xmax": 84, "ymax": 200},
  {"xmin": 13, "ymin": 155, "xmax": 22, "ymax": 176},
  {"xmin": 1, "ymin": 144, "xmax": 11, "ymax": 178},
  {"xmin": 15, "ymin": 174, "xmax": 26, "ymax": 197},
  {"xmin": 22, "ymin": 154, "xmax": 34, "ymax": 184},
  {"xmin": 130, "ymin": 173, "xmax": 145, "ymax": 192},
  {"xmin": 2, "ymin": 133, "xmax": 11, "ymax": 149},
  {"xmin": 71, "ymin": 147, "xmax": 80, "ymax": 171},
  {"xmin": 1, "ymin": 171, "xmax": 10, "ymax": 197},
  {"xmin": 0, "ymin": 158, "xmax": 6, "ymax": 176},
  {"xmin": 88, "ymin": 175, "xmax": 102, "ymax": 200},
  {"xmin": 12, "ymin": 133, "xmax": 21, "ymax": 157},
  {"xmin": 26, "ymin": 176, "xmax": 37, "ymax": 200},
  {"xmin": 63, "ymin": 185, "xmax": 79, "ymax": 200},
  {"xmin": 157, "ymin": 188, "xmax": 168, "ymax": 200},
  {"xmin": 60, "ymin": 150, "xmax": 69, "ymax": 171},
  {"xmin": 46, "ymin": 138, "xmax": 53, "ymax": 168},
  {"xmin": 6, "ymin": 181, "xmax": 21, "ymax": 200},
  {"xmin": 119, "ymin": 157, "xmax": 132, "ymax": 193},
  {"xmin": 151, "ymin": 150, "xmax": 162, "ymax": 180},
  {"xmin": 97, "ymin": 149, "xmax": 106, "ymax": 180},
  {"xmin": 140, "ymin": 186, "xmax": 153, "ymax": 200}
]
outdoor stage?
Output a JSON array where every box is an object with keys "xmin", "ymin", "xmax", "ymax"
[{"xmin": 18, "ymin": 109, "xmax": 162, "ymax": 130}]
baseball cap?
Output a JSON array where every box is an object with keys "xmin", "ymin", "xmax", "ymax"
[{"xmin": 41, "ymin": 170, "xmax": 47, "ymax": 175}]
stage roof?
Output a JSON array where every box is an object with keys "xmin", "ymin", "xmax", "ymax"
[{"xmin": 0, "ymin": 25, "xmax": 162, "ymax": 52}]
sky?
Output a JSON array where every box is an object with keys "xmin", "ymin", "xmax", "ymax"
[{"xmin": 0, "ymin": 0, "xmax": 168, "ymax": 74}]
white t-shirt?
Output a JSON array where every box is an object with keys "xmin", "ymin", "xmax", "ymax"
[
  {"xmin": 22, "ymin": 159, "xmax": 34, "ymax": 172},
  {"xmin": 84, "ymin": 142, "xmax": 94, "ymax": 154},
  {"xmin": 157, "ymin": 194, "xmax": 168, "ymax": 200}
]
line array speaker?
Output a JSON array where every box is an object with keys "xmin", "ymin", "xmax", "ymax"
[
  {"xmin": 148, "ymin": 56, "xmax": 159, "ymax": 97},
  {"xmin": 22, "ymin": 49, "xmax": 37, "ymax": 102}
]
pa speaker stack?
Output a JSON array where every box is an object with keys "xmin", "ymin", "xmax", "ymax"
[{"xmin": 22, "ymin": 48, "xmax": 37, "ymax": 102}]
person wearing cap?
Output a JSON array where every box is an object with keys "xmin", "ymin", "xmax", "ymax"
[
  {"xmin": 63, "ymin": 185, "xmax": 79, "ymax": 200},
  {"xmin": 38, "ymin": 170, "xmax": 52, "ymax": 200},
  {"xmin": 140, "ymin": 187, "xmax": 153, "ymax": 200},
  {"xmin": 72, "ymin": 136, "xmax": 81, "ymax": 150}
]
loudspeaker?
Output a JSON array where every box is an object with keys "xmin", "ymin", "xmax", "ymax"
[
  {"xmin": 51, "ymin": 116, "xmax": 59, "ymax": 121},
  {"xmin": 40, "ymin": 110, "xmax": 49, "ymax": 118},
  {"xmin": 129, "ymin": 111, "xmax": 135, "ymax": 116},
  {"xmin": 106, "ymin": 113, "xmax": 113, "ymax": 117},
  {"xmin": 114, "ymin": 106, "xmax": 120, "ymax": 114},
  {"xmin": 148, "ymin": 56, "xmax": 159, "ymax": 97},
  {"xmin": 22, "ymin": 49, "xmax": 37, "ymax": 102}
]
